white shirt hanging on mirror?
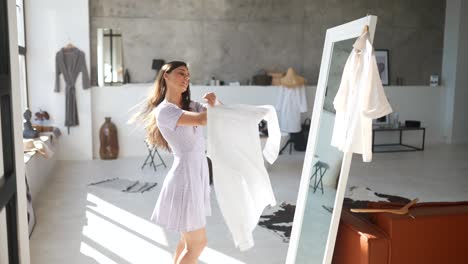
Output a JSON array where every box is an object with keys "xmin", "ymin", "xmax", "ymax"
[
  {"xmin": 207, "ymin": 104, "xmax": 280, "ymax": 251},
  {"xmin": 276, "ymin": 85, "xmax": 308, "ymax": 133},
  {"xmin": 331, "ymin": 31, "xmax": 392, "ymax": 162}
]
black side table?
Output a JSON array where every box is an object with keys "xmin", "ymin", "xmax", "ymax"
[{"xmin": 372, "ymin": 126, "xmax": 426, "ymax": 153}]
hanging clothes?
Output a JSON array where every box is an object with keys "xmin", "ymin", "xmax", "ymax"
[
  {"xmin": 331, "ymin": 31, "xmax": 392, "ymax": 162},
  {"xmin": 54, "ymin": 47, "xmax": 91, "ymax": 134},
  {"xmin": 276, "ymin": 85, "xmax": 308, "ymax": 133},
  {"xmin": 207, "ymin": 104, "xmax": 281, "ymax": 251}
]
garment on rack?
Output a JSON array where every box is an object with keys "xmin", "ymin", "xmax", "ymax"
[
  {"xmin": 207, "ymin": 104, "xmax": 281, "ymax": 251},
  {"xmin": 54, "ymin": 47, "xmax": 91, "ymax": 134},
  {"xmin": 276, "ymin": 85, "xmax": 308, "ymax": 133},
  {"xmin": 331, "ymin": 31, "xmax": 392, "ymax": 162}
]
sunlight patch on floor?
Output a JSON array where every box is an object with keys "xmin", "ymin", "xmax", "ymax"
[
  {"xmin": 199, "ymin": 247, "xmax": 247, "ymax": 264},
  {"xmin": 83, "ymin": 194, "xmax": 173, "ymax": 263},
  {"xmin": 80, "ymin": 242, "xmax": 119, "ymax": 264},
  {"xmin": 87, "ymin": 193, "xmax": 169, "ymax": 246}
]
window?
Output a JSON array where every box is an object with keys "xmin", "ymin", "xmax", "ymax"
[
  {"xmin": 15, "ymin": 0, "xmax": 25, "ymax": 48},
  {"xmin": 18, "ymin": 54, "xmax": 27, "ymax": 111},
  {"xmin": 97, "ymin": 28, "xmax": 124, "ymax": 86},
  {"xmin": 16, "ymin": 0, "xmax": 28, "ymax": 109}
]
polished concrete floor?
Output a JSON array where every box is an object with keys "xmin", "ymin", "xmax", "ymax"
[
  {"xmin": 29, "ymin": 144, "xmax": 468, "ymax": 264},
  {"xmin": 29, "ymin": 150, "xmax": 304, "ymax": 264}
]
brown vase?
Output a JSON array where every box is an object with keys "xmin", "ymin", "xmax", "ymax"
[{"xmin": 99, "ymin": 117, "xmax": 119, "ymax": 160}]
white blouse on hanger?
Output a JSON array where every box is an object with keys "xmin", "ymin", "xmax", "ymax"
[
  {"xmin": 276, "ymin": 85, "xmax": 308, "ymax": 133},
  {"xmin": 331, "ymin": 32, "xmax": 392, "ymax": 162}
]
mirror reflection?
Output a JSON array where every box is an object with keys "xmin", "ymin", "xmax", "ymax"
[
  {"xmin": 296, "ymin": 37, "xmax": 356, "ymax": 263},
  {"xmin": 97, "ymin": 28, "xmax": 123, "ymax": 86}
]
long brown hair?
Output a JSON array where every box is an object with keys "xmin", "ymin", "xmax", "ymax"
[{"xmin": 130, "ymin": 61, "xmax": 191, "ymax": 151}]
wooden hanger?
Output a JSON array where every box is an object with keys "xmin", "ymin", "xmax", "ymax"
[
  {"xmin": 350, "ymin": 198, "xmax": 419, "ymax": 217},
  {"xmin": 64, "ymin": 42, "xmax": 75, "ymax": 50},
  {"xmin": 64, "ymin": 34, "xmax": 75, "ymax": 50},
  {"xmin": 361, "ymin": 25, "xmax": 369, "ymax": 35}
]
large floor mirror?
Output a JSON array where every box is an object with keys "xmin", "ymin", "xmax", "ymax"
[{"xmin": 286, "ymin": 15, "xmax": 378, "ymax": 264}]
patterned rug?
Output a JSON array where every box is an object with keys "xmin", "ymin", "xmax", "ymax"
[
  {"xmin": 259, "ymin": 202, "xmax": 295, "ymax": 242},
  {"xmin": 258, "ymin": 187, "xmax": 410, "ymax": 242},
  {"xmin": 88, "ymin": 177, "xmax": 158, "ymax": 193}
]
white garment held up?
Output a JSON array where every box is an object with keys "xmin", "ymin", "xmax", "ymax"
[{"xmin": 207, "ymin": 104, "xmax": 281, "ymax": 251}]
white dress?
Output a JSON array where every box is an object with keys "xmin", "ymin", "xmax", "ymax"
[
  {"xmin": 207, "ymin": 104, "xmax": 281, "ymax": 251},
  {"xmin": 331, "ymin": 32, "xmax": 393, "ymax": 162},
  {"xmin": 150, "ymin": 100, "xmax": 211, "ymax": 233}
]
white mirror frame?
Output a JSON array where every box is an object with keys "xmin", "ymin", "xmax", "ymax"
[{"xmin": 286, "ymin": 15, "xmax": 378, "ymax": 264}]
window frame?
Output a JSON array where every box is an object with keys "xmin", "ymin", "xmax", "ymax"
[{"xmin": 16, "ymin": 0, "xmax": 29, "ymax": 108}]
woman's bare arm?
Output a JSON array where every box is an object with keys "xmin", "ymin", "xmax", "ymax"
[
  {"xmin": 176, "ymin": 110, "xmax": 207, "ymax": 126},
  {"xmin": 174, "ymin": 92, "xmax": 220, "ymax": 127}
]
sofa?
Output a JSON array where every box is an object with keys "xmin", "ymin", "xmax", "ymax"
[{"xmin": 332, "ymin": 201, "xmax": 468, "ymax": 264}]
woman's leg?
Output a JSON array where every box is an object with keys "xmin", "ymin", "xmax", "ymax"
[
  {"xmin": 173, "ymin": 236, "xmax": 186, "ymax": 264},
  {"xmin": 177, "ymin": 228, "xmax": 207, "ymax": 264}
]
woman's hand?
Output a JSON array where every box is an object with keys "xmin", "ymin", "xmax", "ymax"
[{"xmin": 203, "ymin": 92, "xmax": 218, "ymax": 107}]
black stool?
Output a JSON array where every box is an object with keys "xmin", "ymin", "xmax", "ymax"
[
  {"xmin": 141, "ymin": 140, "xmax": 166, "ymax": 171},
  {"xmin": 279, "ymin": 132, "xmax": 301, "ymax": 155},
  {"xmin": 279, "ymin": 134, "xmax": 294, "ymax": 155},
  {"xmin": 310, "ymin": 161, "xmax": 329, "ymax": 194}
]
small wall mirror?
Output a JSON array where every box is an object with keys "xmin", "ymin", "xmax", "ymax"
[
  {"xmin": 97, "ymin": 28, "xmax": 124, "ymax": 86},
  {"xmin": 286, "ymin": 15, "xmax": 378, "ymax": 264}
]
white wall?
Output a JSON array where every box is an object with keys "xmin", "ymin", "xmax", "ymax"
[
  {"xmin": 0, "ymin": 208, "xmax": 8, "ymax": 264},
  {"xmin": 91, "ymin": 84, "xmax": 445, "ymax": 158},
  {"xmin": 379, "ymin": 86, "xmax": 446, "ymax": 146},
  {"xmin": 25, "ymin": 0, "xmax": 92, "ymax": 160},
  {"xmin": 7, "ymin": 0, "xmax": 31, "ymax": 262},
  {"xmin": 0, "ymin": 109, "xmax": 7, "ymax": 264},
  {"xmin": 452, "ymin": 1, "xmax": 468, "ymax": 143},
  {"xmin": 91, "ymin": 84, "xmax": 316, "ymax": 158},
  {"xmin": 91, "ymin": 83, "xmax": 151, "ymax": 159},
  {"xmin": 24, "ymin": 141, "xmax": 59, "ymax": 207}
]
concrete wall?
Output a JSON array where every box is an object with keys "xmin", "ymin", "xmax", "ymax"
[
  {"xmin": 89, "ymin": 0, "xmax": 446, "ymax": 86},
  {"xmin": 26, "ymin": 0, "xmax": 93, "ymax": 160},
  {"xmin": 324, "ymin": 38, "xmax": 355, "ymax": 113}
]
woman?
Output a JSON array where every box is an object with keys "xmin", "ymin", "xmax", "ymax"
[{"xmin": 134, "ymin": 61, "xmax": 219, "ymax": 264}]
